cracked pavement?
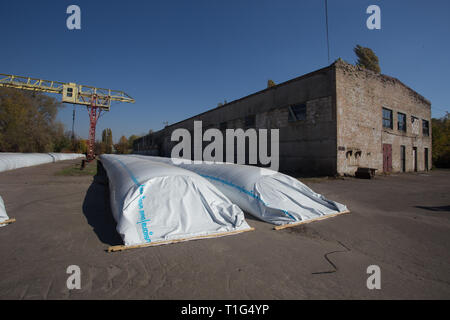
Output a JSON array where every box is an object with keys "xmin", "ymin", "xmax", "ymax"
[{"xmin": 1, "ymin": 160, "xmax": 449, "ymax": 299}]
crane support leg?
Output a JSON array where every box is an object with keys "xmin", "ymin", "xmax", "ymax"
[{"xmin": 86, "ymin": 96, "xmax": 101, "ymax": 162}]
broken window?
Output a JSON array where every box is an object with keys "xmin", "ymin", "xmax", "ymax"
[
  {"xmin": 397, "ymin": 112, "xmax": 406, "ymax": 132},
  {"xmin": 411, "ymin": 116, "xmax": 420, "ymax": 135},
  {"xmin": 382, "ymin": 108, "xmax": 393, "ymax": 129},
  {"xmin": 422, "ymin": 119, "xmax": 429, "ymax": 136},
  {"xmin": 288, "ymin": 103, "xmax": 306, "ymax": 122}
]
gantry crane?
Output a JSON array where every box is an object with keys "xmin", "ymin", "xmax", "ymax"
[{"xmin": 0, "ymin": 73, "xmax": 135, "ymax": 161}]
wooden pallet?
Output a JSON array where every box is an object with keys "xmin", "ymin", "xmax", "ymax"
[
  {"xmin": 0, "ymin": 218, "xmax": 16, "ymax": 225},
  {"xmin": 108, "ymin": 227, "xmax": 255, "ymax": 252},
  {"xmin": 274, "ymin": 210, "xmax": 350, "ymax": 230}
]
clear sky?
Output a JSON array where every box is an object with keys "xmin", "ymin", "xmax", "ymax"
[{"xmin": 1, "ymin": 0, "xmax": 449, "ymax": 142}]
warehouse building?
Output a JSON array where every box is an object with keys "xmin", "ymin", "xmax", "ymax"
[{"xmin": 133, "ymin": 59, "xmax": 432, "ymax": 176}]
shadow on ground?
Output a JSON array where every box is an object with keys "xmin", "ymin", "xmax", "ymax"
[
  {"xmin": 82, "ymin": 178, "xmax": 122, "ymax": 246},
  {"xmin": 415, "ymin": 205, "xmax": 450, "ymax": 212}
]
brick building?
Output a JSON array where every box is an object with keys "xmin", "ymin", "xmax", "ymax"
[{"xmin": 133, "ymin": 59, "xmax": 432, "ymax": 176}]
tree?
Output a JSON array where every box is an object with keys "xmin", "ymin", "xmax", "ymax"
[
  {"xmin": 432, "ymin": 112, "xmax": 450, "ymax": 168},
  {"xmin": 128, "ymin": 134, "xmax": 140, "ymax": 151},
  {"xmin": 71, "ymin": 137, "xmax": 88, "ymax": 154},
  {"xmin": 354, "ymin": 45, "xmax": 381, "ymax": 73},
  {"xmin": 101, "ymin": 128, "xmax": 113, "ymax": 154},
  {"xmin": 0, "ymin": 87, "xmax": 64, "ymax": 152},
  {"xmin": 53, "ymin": 124, "xmax": 72, "ymax": 152},
  {"xmin": 267, "ymin": 80, "xmax": 276, "ymax": 88},
  {"xmin": 115, "ymin": 135, "xmax": 129, "ymax": 154},
  {"xmin": 217, "ymin": 99, "xmax": 227, "ymax": 107}
]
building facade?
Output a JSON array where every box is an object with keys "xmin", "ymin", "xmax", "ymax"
[{"xmin": 133, "ymin": 60, "xmax": 432, "ymax": 176}]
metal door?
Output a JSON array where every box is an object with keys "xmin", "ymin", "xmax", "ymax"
[{"xmin": 383, "ymin": 144, "xmax": 392, "ymax": 173}]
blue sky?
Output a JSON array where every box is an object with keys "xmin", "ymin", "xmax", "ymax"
[{"xmin": 1, "ymin": 0, "xmax": 449, "ymax": 142}]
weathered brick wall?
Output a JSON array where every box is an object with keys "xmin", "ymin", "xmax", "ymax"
[
  {"xmin": 335, "ymin": 60, "xmax": 432, "ymax": 175},
  {"xmin": 142, "ymin": 66, "xmax": 337, "ymax": 176}
]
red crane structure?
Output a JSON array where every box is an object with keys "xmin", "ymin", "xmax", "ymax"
[{"xmin": 0, "ymin": 73, "xmax": 135, "ymax": 161}]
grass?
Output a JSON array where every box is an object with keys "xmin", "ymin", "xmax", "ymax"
[{"xmin": 55, "ymin": 159, "xmax": 97, "ymax": 176}]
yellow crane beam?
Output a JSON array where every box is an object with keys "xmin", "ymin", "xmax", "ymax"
[
  {"xmin": 0, "ymin": 72, "xmax": 135, "ymax": 161},
  {"xmin": 0, "ymin": 73, "xmax": 135, "ymax": 110}
]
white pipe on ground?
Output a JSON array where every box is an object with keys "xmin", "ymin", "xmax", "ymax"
[{"xmin": 0, "ymin": 153, "xmax": 85, "ymax": 172}]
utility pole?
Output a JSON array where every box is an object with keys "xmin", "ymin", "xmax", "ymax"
[{"xmin": 72, "ymin": 105, "xmax": 76, "ymax": 150}]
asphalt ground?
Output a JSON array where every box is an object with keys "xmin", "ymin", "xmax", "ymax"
[{"xmin": 0, "ymin": 159, "xmax": 449, "ymax": 299}]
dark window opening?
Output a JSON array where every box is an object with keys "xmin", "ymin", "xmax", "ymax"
[
  {"xmin": 422, "ymin": 119, "xmax": 429, "ymax": 136},
  {"xmin": 288, "ymin": 103, "xmax": 306, "ymax": 122},
  {"xmin": 67, "ymin": 87, "xmax": 73, "ymax": 98},
  {"xmin": 382, "ymin": 108, "xmax": 393, "ymax": 129},
  {"xmin": 397, "ymin": 112, "xmax": 406, "ymax": 132},
  {"xmin": 244, "ymin": 115, "xmax": 255, "ymax": 128}
]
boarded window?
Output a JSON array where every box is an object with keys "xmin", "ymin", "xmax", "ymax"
[
  {"xmin": 288, "ymin": 103, "xmax": 306, "ymax": 122},
  {"xmin": 422, "ymin": 119, "xmax": 429, "ymax": 136},
  {"xmin": 382, "ymin": 108, "xmax": 393, "ymax": 129},
  {"xmin": 397, "ymin": 112, "xmax": 406, "ymax": 132},
  {"xmin": 411, "ymin": 116, "xmax": 420, "ymax": 135}
]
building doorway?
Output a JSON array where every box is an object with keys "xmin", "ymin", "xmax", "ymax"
[
  {"xmin": 383, "ymin": 144, "xmax": 392, "ymax": 173},
  {"xmin": 413, "ymin": 147, "xmax": 418, "ymax": 172},
  {"xmin": 424, "ymin": 148, "xmax": 429, "ymax": 171},
  {"xmin": 400, "ymin": 145, "xmax": 406, "ymax": 172}
]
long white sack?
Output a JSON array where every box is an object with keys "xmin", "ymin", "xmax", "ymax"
[
  {"xmin": 0, "ymin": 152, "xmax": 84, "ymax": 172},
  {"xmin": 48, "ymin": 153, "xmax": 86, "ymax": 162},
  {"xmin": 100, "ymin": 154, "xmax": 252, "ymax": 247},
  {"xmin": 134, "ymin": 155, "xmax": 348, "ymax": 227},
  {"xmin": 0, "ymin": 196, "xmax": 8, "ymax": 227}
]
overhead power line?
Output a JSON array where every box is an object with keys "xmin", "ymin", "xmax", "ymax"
[{"xmin": 325, "ymin": 0, "xmax": 330, "ymax": 64}]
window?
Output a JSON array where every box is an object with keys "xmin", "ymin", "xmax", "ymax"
[
  {"xmin": 66, "ymin": 87, "xmax": 73, "ymax": 98},
  {"xmin": 397, "ymin": 112, "xmax": 406, "ymax": 132},
  {"xmin": 288, "ymin": 103, "xmax": 306, "ymax": 122},
  {"xmin": 244, "ymin": 115, "xmax": 255, "ymax": 128},
  {"xmin": 422, "ymin": 119, "xmax": 429, "ymax": 136},
  {"xmin": 382, "ymin": 108, "xmax": 393, "ymax": 129}
]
